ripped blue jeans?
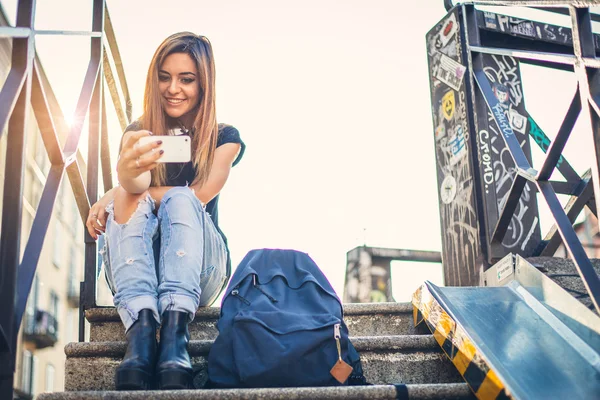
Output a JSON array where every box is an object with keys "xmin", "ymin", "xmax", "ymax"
[{"xmin": 102, "ymin": 186, "xmax": 227, "ymax": 331}]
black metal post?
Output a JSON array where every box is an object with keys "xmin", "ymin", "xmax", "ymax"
[
  {"xmin": 80, "ymin": 0, "xmax": 105, "ymax": 342},
  {"xmin": 538, "ymin": 181, "xmax": 600, "ymax": 312},
  {"xmin": 15, "ymin": 165, "xmax": 65, "ymax": 325},
  {"xmin": 0, "ymin": 1, "xmax": 35, "ymax": 397},
  {"xmin": 570, "ymin": 6, "xmax": 600, "ymax": 236}
]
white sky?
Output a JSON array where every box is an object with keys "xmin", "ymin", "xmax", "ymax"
[{"xmin": 1, "ymin": 0, "xmax": 598, "ymax": 300}]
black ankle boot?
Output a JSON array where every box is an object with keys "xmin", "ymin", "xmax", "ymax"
[
  {"xmin": 115, "ymin": 309, "xmax": 157, "ymax": 390},
  {"xmin": 157, "ymin": 310, "xmax": 193, "ymax": 389}
]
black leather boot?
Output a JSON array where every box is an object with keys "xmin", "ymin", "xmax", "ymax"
[
  {"xmin": 115, "ymin": 309, "xmax": 157, "ymax": 390},
  {"xmin": 156, "ymin": 310, "xmax": 193, "ymax": 389}
]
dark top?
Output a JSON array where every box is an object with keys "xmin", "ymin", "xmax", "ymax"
[{"xmin": 123, "ymin": 121, "xmax": 246, "ymax": 278}]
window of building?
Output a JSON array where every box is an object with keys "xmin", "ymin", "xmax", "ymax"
[
  {"xmin": 50, "ymin": 291, "xmax": 59, "ymax": 321},
  {"xmin": 45, "ymin": 364, "xmax": 55, "ymax": 392},
  {"xmin": 32, "ymin": 355, "xmax": 38, "ymax": 394},
  {"xmin": 25, "ymin": 276, "xmax": 39, "ymax": 330},
  {"xmin": 34, "ymin": 135, "xmax": 49, "ymax": 176},
  {"xmin": 30, "ymin": 174, "xmax": 43, "ymax": 208},
  {"xmin": 71, "ymin": 194, "xmax": 80, "ymax": 236},
  {"xmin": 68, "ymin": 245, "xmax": 77, "ymax": 290},
  {"xmin": 52, "ymin": 220, "xmax": 62, "ymax": 268},
  {"xmin": 20, "ymin": 351, "xmax": 36, "ymax": 394},
  {"xmin": 66, "ymin": 308, "xmax": 75, "ymax": 344},
  {"xmin": 49, "ymin": 291, "xmax": 60, "ymax": 341},
  {"xmin": 56, "ymin": 182, "xmax": 65, "ymax": 220},
  {"xmin": 21, "ymin": 350, "xmax": 31, "ymax": 394}
]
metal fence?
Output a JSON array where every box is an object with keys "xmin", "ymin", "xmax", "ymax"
[
  {"xmin": 428, "ymin": 0, "xmax": 600, "ymax": 313},
  {"xmin": 0, "ymin": 0, "xmax": 130, "ymax": 397}
]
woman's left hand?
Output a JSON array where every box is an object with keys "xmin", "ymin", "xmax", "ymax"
[{"xmin": 86, "ymin": 186, "xmax": 118, "ymax": 240}]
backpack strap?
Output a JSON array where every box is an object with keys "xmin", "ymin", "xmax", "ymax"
[{"xmin": 394, "ymin": 384, "xmax": 409, "ymax": 399}]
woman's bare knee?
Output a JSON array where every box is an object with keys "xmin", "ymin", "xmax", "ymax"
[{"xmin": 113, "ymin": 187, "xmax": 150, "ymax": 224}]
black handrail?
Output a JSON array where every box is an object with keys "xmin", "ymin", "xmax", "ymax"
[{"xmin": 0, "ymin": 0, "xmax": 130, "ymax": 398}]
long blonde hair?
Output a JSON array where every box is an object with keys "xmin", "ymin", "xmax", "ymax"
[{"xmin": 141, "ymin": 32, "xmax": 217, "ymax": 187}]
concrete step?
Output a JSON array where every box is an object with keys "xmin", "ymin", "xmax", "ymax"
[
  {"xmin": 64, "ymin": 335, "xmax": 463, "ymax": 391},
  {"xmin": 39, "ymin": 383, "xmax": 475, "ymax": 400},
  {"xmin": 86, "ymin": 302, "xmax": 424, "ymax": 342},
  {"xmin": 527, "ymin": 257, "xmax": 600, "ymax": 314}
]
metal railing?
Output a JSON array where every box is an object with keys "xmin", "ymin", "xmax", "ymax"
[
  {"xmin": 429, "ymin": 1, "xmax": 600, "ymax": 313},
  {"xmin": 0, "ymin": 0, "xmax": 130, "ymax": 397}
]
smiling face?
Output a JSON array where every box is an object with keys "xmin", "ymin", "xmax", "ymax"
[{"xmin": 158, "ymin": 52, "xmax": 201, "ymax": 126}]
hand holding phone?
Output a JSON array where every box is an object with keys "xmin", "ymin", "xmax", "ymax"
[{"xmin": 138, "ymin": 135, "xmax": 191, "ymax": 163}]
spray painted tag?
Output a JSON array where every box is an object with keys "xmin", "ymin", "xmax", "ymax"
[{"xmin": 330, "ymin": 359, "xmax": 353, "ymax": 384}]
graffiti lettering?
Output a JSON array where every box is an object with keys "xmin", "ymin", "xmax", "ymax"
[
  {"xmin": 558, "ymin": 27, "xmax": 569, "ymax": 43},
  {"xmin": 492, "ymin": 103, "xmax": 514, "ymax": 139},
  {"xmin": 544, "ymin": 24, "xmax": 556, "ymax": 41},
  {"xmin": 497, "ymin": 15, "xmax": 535, "ymax": 38},
  {"xmin": 479, "ymin": 130, "xmax": 494, "ymax": 188}
]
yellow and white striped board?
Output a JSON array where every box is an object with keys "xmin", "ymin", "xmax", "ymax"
[{"xmin": 412, "ymin": 284, "xmax": 511, "ymax": 400}]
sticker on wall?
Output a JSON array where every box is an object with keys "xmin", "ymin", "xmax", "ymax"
[
  {"xmin": 439, "ymin": 40, "xmax": 456, "ymax": 58},
  {"xmin": 440, "ymin": 174, "xmax": 457, "ymax": 204},
  {"xmin": 492, "ymin": 82, "xmax": 510, "ymax": 107},
  {"xmin": 435, "ymin": 124, "xmax": 446, "ymax": 141},
  {"xmin": 500, "ymin": 17, "xmax": 536, "ymax": 38},
  {"xmin": 442, "ymin": 91, "xmax": 456, "ymax": 121},
  {"xmin": 509, "ymin": 109, "xmax": 527, "ymax": 134},
  {"xmin": 438, "ymin": 13, "xmax": 458, "ymax": 47},
  {"xmin": 435, "ymin": 54, "xmax": 466, "ymax": 91},
  {"xmin": 449, "ymin": 125, "xmax": 467, "ymax": 166},
  {"xmin": 484, "ymin": 12, "xmax": 497, "ymax": 29}
]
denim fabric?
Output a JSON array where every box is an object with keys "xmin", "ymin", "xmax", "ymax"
[{"xmin": 102, "ymin": 186, "xmax": 227, "ymax": 332}]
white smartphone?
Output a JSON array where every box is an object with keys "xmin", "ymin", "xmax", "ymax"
[{"xmin": 138, "ymin": 135, "xmax": 191, "ymax": 163}]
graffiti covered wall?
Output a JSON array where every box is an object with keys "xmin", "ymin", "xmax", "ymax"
[{"xmin": 427, "ymin": 9, "xmax": 483, "ymax": 286}]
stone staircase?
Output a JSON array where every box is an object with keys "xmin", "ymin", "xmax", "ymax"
[{"xmin": 38, "ymin": 302, "xmax": 474, "ymax": 399}]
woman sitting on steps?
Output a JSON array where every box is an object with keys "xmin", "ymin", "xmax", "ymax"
[{"xmin": 85, "ymin": 32, "xmax": 245, "ymax": 390}]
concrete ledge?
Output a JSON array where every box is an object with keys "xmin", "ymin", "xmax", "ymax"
[
  {"xmin": 66, "ymin": 335, "xmax": 438, "ymax": 358},
  {"xmin": 39, "ymin": 383, "xmax": 475, "ymax": 400},
  {"xmin": 65, "ymin": 340, "xmax": 213, "ymax": 357},
  {"xmin": 85, "ymin": 306, "xmax": 221, "ymax": 323},
  {"xmin": 343, "ymin": 302, "xmax": 414, "ymax": 315},
  {"xmin": 63, "ymin": 335, "xmax": 462, "ymax": 390},
  {"xmin": 85, "ymin": 303, "xmax": 413, "ymax": 322},
  {"xmin": 351, "ymin": 335, "xmax": 437, "ymax": 352},
  {"xmin": 88, "ymin": 303, "xmax": 420, "ymax": 342}
]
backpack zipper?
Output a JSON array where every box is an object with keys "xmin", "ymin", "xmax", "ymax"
[
  {"xmin": 334, "ymin": 323, "xmax": 342, "ymax": 361},
  {"xmin": 334, "ymin": 323, "xmax": 341, "ymax": 340},
  {"xmin": 252, "ymin": 274, "xmax": 278, "ymax": 303},
  {"xmin": 231, "ymin": 288, "xmax": 250, "ymax": 305}
]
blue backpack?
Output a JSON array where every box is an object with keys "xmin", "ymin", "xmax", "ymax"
[{"xmin": 207, "ymin": 248, "xmax": 367, "ymax": 388}]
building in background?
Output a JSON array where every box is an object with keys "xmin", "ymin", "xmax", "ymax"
[
  {"xmin": 0, "ymin": 8, "xmax": 114, "ymax": 400},
  {"xmin": 343, "ymin": 246, "xmax": 442, "ymax": 303}
]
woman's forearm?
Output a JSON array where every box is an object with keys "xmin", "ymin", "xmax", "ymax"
[
  {"xmin": 118, "ymin": 170, "xmax": 151, "ymax": 194},
  {"xmin": 102, "ymin": 185, "xmax": 120, "ymax": 201}
]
